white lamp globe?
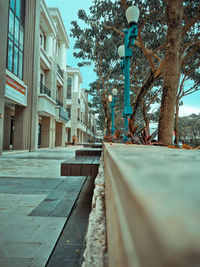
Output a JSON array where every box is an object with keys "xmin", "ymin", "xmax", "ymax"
[
  {"xmin": 126, "ymin": 5, "xmax": 140, "ymax": 25},
  {"xmin": 118, "ymin": 45, "xmax": 125, "ymax": 59},
  {"xmin": 112, "ymin": 88, "xmax": 118, "ymax": 96},
  {"xmin": 108, "ymin": 94, "xmax": 112, "ymax": 102}
]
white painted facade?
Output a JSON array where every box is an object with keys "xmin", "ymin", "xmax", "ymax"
[
  {"xmin": 38, "ymin": 1, "xmax": 69, "ymax": 148},
  {"xmin": 65, "ymin": 67, "xmax": 96, "ymax": 144}
]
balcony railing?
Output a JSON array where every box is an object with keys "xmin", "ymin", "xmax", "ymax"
[
  {"xmin": 40, "ymin": 82, "xmax": 51, "ymax": 97},
  {"xmin": 56, "ymin": 98, "xmax": 63, "ymax": 107},
  {"xmin": 57, "ymin": 64, "xmax": 63, "ymax": 78},
  {"xmin": 59, "ymin": 107, "xmax": 68, "ymax": 122}
]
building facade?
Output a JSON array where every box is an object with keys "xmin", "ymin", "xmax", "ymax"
[
  {"xmin": 0, "ymin": 0, "xmax": 96, "ymax": 155},
  {"xmin": 0, "ymin": 0, "xmax": 41, "ymax": 154},
  {"xmin": 66, "ymin": 67, "xmax": 96, "ymax": 144},
  {"xmin": 38, "ymin": 3, "xmax": 69, "ymax": 148}
]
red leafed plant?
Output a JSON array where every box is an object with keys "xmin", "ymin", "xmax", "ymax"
[{"xmin": 138, "ymin": 125, "xmax": 154, "ymax": 145}]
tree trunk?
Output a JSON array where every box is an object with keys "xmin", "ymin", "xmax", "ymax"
[
  {"xmin": 103, "ymin": 100, "xmax": 111, "ymax": 135},
  {"xmin": 130, "ymin": 71, "xmax": 155, "ymax": 125},
  {"xmin": 158, "ymin": 0, "xmax": 183, "ymax": 146},
  {"xmin": 141, "ymin": 101, "xmax": 149, "ymax": 127},
  {"xmin": 174, "ymin": 99, "xmax": 179, "ymax": 145}
]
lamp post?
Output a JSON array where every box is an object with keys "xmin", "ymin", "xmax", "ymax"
[
  {"xmin": 118, "ymin": 5, "xmax": 140, "ymax": 141},
  {"xmin": 108, "ymin": 88, "xmax": 118, "ymax": 136}
]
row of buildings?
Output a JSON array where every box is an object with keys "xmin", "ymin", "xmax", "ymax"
[{"xmin": 0, "ymin": 0, "xmax": 96, "ymax": 155}]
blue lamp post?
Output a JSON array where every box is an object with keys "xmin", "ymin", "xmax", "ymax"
[
  {"xmin": 118, "ymin": 5, "xmax": 140, "ymax": 141},
  {"xmin": 108, "ymin": 88, "xmax": 118, "ymax": 135}
]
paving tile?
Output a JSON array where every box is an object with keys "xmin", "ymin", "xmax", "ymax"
[
  {"xmin": 0, "ymin": 148, "xmax": 91, "ymax": 267},
  {"xmin": 30, "ymin": 177, "xmax": 86, "ymax": 217},
  {"xmin": 30, "ymin": 217, "xmax": 66, "ymax": 242},
  {"xmin": 0, "ymin": 257, "xmax": 33, "ymax": 267},
  {"xmin": 47, "ymin": 177, "xmax": 94, "ymax": 266},
  {"xmin": 0, "ymin": 241, "xmax": 42, "ymax": 258}
]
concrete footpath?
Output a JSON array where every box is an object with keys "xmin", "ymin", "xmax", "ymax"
[{"xmin": 0, "ymin": 146, "xmax": 89, "ymax": 267}]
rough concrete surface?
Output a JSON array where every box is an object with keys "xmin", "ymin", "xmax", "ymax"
[{"xmin": 82, "ymin": 152, "xmax": 107, "ymax": 267}]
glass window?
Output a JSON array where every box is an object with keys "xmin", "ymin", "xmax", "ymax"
[
  {"xmin": 16, "ymin": 0, "xmax": 21, "ymax": 19},
  {"xmin": 67, "ymin": 78, "xmax": 72, "ymax": 99},
  {"xmin": 13, "ymin": 45, "xmax": 19, "ymax": 75},
  {"xmin": 9, "ymin": 10, "xmax": 14, "ymax": 38},
  {"xmin": 18, "ymin": 51, "xmax": 23, "ymax": 79},
  {"xmin": 20, "ymin": 0, "xmax": 25, "ymax": 25},
  {"xmin": 66, "ymin": 108, "xmax": 71, "ymax": 119},
  {"xmin": 40, "ymin": 34, "xmax": 43, "ymax": 46},
  {"xmin": 7, "ymin": 0, "xmax": 25, "ymax": 79},
  {"xmin": 19, "ymin": 25, "xmax": 23, "ymax": 50},
  {"xmin": 14, "ymin": 18, "xmax": 19, "ymax": 45},
  {"xmin": 10, "ymin": 0, "xmax": 15, "ymax": 12},
  {"xmin": 7, "ymin": 40, "xmax": 14, "ymax": 71}
]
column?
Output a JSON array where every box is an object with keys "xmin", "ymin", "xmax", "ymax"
[
  {"xmin": 23, "ymin": 0, "xmax": 41, "ymax": 151},
  {"xmin": 46, "ymin": 34, "xmax": 54, "ymax": 58},
  {"xmin": 59, "ymin": 41, "xmax": 66, "ymax": 71},
  {"xmin": 0, "ymin": 0, "xmax": 9, "ymax": 154},
  {"xmin": 73, "ymin": 74, "xmax": 79, "ymax": 92}
]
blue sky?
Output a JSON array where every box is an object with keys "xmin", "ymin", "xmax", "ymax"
[
  {"xmin": 45, "ymin": 0, "xmax": 200, "ymax": 116},
  {"xmin": 46, "ymin": 0, "xmax": 97, "ymax": 90}
]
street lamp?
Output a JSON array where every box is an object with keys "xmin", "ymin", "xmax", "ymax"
[
  {"xmin": 118, "ymin": 5, "xmax": 140, "ymax": 141},
  {"xmin": 108, "ymin": 88, "xmax": 118, "ymax": 135}
]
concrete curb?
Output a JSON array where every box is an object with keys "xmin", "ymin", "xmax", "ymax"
[{"xmin": 82, "ymin": 152, "xmax": 107, "ymax": 267}]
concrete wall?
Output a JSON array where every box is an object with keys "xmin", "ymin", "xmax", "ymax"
[{"xmin": 104, "ymin": 143, "xmax": 200, "ymax": 267}]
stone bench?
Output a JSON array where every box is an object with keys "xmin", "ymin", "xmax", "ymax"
[{"xmin": 61, "ymin": 156, "xmax": 100, "ymax": 178}]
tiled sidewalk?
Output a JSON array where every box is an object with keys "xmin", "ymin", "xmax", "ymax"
[{"xmin": 0, "ymin": 147, "xmax": 87, "ymax": 267}]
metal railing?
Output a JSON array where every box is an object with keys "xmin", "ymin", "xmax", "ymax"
[
  {"xmin": 56, "ymin": 98, "xmax": 63, "ymax": 107},
  {"xmin": 57, "ymin": 64, "xmax": 63, "ymax": 78},
  {"xmin": 40, "ymin": 82, "xmax": 51, "ymax": 97}
]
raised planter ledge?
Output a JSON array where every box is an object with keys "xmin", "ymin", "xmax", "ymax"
[{"xmin": 104, "ymin": 143, "xmax": 200, "ymax": 267}]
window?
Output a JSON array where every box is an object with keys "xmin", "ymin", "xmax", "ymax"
[
  {"xmin": 7, "ymin": 0, "xmax": 25, "ymax": 80},
  {"xmin": 40, "ymin": 34, "xmax": 43, "ymax": 46},
  {"xmin": 66, "ymin": 107, "xmax": 71, "ymax": 119},
  {"xmin": 67, "ymin": 78, "xmax": 72, "ymax": 99}
]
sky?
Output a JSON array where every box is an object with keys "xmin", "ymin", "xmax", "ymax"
[{"xmin": 45, "ymin": 0, "xmax": 200, "ymax": 117}]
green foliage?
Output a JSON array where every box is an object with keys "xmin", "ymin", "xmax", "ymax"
[
  {"xmin": 70, "ymin": 0, "xmax": 200, "ymax": 133},
  {"xmin": 178, "ymin": 113, "xmax": 200, "ymax": 142}
]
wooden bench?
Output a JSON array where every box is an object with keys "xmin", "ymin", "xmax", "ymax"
[
  {"xmin": 83, "ymin": 144, "xmax": 103, "ymax": 149},
  {"xmin": 61, "ymin": 156, "xmax": 100, "ymax": 178},
  {"xmin": 76, "ymin": 149, "xmax": 102, "ymax": 157}
]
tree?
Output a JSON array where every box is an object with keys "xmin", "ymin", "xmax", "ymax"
[
  {"xmin": 174, "ymin": 75, "xmax": 200, "ymax": 145},
  {"xmin": 71, "ymin": 0, "xmax": 200, "ymax": 139},
  {"xmin": 158, "ymin": 0, "xmax": 184, "ymax": 145},
  {"xmin": 178, "ymin": 113, "xmax": 200, "ymax": 145}
]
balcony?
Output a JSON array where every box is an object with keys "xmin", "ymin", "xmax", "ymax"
[
  {"xmin": 55, "ymin": 106, "xmax": 68, "ymax": 122},
  {"xmin": 56, "ymin": 98, "xmax": 63, "ymax": 107},
  {"xmin": 40, "ymin": 47, "xmax": 51, "ymax": 70},
  {"xmin": 39, "ymin": 82, "xmax": 56, "ymax": 117},
  {"xmin": 57, "ymin": 64, "xmax": 63, "ymax": 78},
  {"xmin": 40, "ymin": 82, "xmax": 51, "ymax": 97}
]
